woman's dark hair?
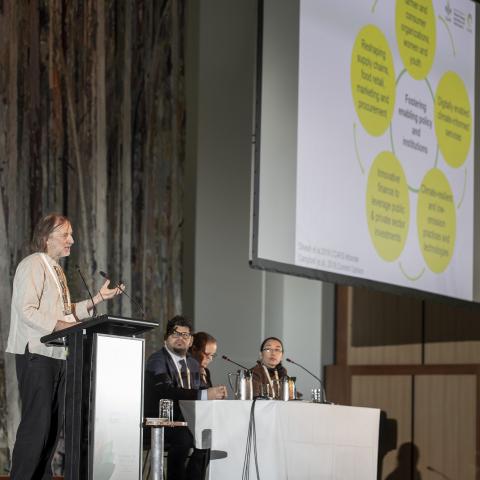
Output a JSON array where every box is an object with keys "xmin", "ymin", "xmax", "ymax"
[
  {"xmin": 191, "ymin": 332, "xmax": 217, "ymax": 353},
  {"xmin": 31, "ymin": 213, "xmax": 70, "ymax": 253},
  {"xmin": 260, "ymin": 336, "xmax": 284, "ymax": 352},
  {"xmin": 164, "ymin": 315, "xmax": 193, "ymax": 339}
]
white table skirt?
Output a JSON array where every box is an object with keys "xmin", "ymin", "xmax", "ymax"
[{"xmin": 180, "ymin": 400, "xmax": 380, "ymax": 480}]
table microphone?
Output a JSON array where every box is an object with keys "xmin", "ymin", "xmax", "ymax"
[
  {"xmin": 221, "ymin": 355, "xmax": 249, "ymax": 370},
  {"xmin": 286, "ymin": 357, "xmax": 329, "ymax": 403},
  {"xmin": 99, "ymin": 270, "xmax": 145, "ymax": 318},
  {"xmin": 426, "ymin": 466, "xmax": 452, "ymax": 480}
]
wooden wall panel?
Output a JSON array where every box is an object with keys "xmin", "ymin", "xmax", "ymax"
[
  {"xmin": 351, "ymin": 375, "xmax": 413, "ymax": 480},
  {"xmin": 333, "ymin": 282, "xmax": 480, "ymax": 477},
  {"xmin": 414, "ymin": 375, "xmax": 476, "ymax": 480},
  {"xmin": 339, "ymin": 285, "xmax": 480, "ymax": 366},
  {"xmin": 325, "ymin": 365, "xmax": 351, "ymax": 406},
  {"xmin": 426, "ymin": 341, "xmax": 480, "ymax": 365},
  {"xmin": 347, "ymin": 287, "xmax": 423, "ymax": 365},
  {"xmin": 425, "ymin": 301, "xmax": 480, "ymax": 364}
]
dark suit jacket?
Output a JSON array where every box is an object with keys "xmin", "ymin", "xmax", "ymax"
[
  {"xmin": 200, "ymin": 367, "xmax": 212, "ymax": 389},
  {"xmin": 144, "ymin": 346, "xmax": 202, "ymax": 418}
]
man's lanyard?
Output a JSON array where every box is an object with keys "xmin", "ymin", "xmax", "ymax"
[{"xmin": 40, "ymin": 253, "xmax": 72, "ymax": 315}]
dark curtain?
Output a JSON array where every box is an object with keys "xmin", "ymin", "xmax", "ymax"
[{"xmin": 0, "ymin": 0, "xmax": 185, "ymax": 468}]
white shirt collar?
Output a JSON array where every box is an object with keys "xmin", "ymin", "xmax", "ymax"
[{"xmin": 165, "ymin": 344, "xmax": 187, "ymax": 367}]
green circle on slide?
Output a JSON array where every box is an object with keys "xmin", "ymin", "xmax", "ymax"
[
  {"xmin": 417, "ymin": 168, "xmax": 456, "ymax": 273},
  {"xmin": 434, "ymin": 71, "xmax": 472, "ymax": 168},
  {"xmin": 351, "ymin": 25, "xmax": 396, "ymax": 136},
  {"xmin": 396, "ymin": 0, "xmax": 436, "ymax": 80},
  {"xmin": 366, "ymin": 151, "xmax": 410, "ymax": 261}
]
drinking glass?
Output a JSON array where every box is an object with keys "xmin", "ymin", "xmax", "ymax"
[
  {"xmin": 159, "ymin": 399, "xmax": 174, "ymax": 421},
  {"xmin": 311, "ymin": 388, "xmax": 323, "ymax": 403},
  {"xmin": 261, "ymin": 384, "xmax": 272, "ymax": 398}
]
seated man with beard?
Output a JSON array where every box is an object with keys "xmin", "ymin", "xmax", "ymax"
[{"xmin": 144, "ymin": 316, "xmax": 227, "ymax": 480}]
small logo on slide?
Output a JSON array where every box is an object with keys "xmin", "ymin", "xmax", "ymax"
[
  {"xmin": 467, "ymin": 13, "xmax": 473, "ymax": 32},
  {"xmin": 444, "ymin": 1, "xmax": 452, "ymax": 21}
]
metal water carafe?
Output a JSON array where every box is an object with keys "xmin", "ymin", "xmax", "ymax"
[
  {"xmin": 281, "ymin": 376, "xmax": 290, "ymax": 401},
  {"xmin": 228, "ymin": 369, "xmax": 253, "ymax": 400},
  {"xmin": 239, "ymin": 370, "xmax": 253, "ymax": 400}
]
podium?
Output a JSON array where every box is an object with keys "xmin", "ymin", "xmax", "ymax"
[{"xmin": 41, "ymin": 315, "xmax": 158, "ymax": 480}]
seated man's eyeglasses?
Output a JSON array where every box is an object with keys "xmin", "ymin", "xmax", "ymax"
[
  {"xmin": 203, "ymin": 352, "xmax": 217, "ymax": 360},
  {"xmin": 171, "ymin": 330, "xmax": 192, "ymax": 339},
  {"xmin": 262, "ymin": 348, "xmax": 283, "ymax": 354}
]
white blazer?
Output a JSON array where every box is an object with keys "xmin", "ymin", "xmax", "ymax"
[{"xmin": 6, "ymin": 253, "xmax": 91, "ymax": 359}]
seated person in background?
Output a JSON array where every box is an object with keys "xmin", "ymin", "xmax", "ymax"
[
  {"xmin": 189, "ymin": 332, "xmax": 218, "ymax": 388},
  {"xmin": 251, "ymin": 337, "xmax": 288, "ymax": 398},
  {"xmin": 144, "ymin": 316, "xmax": 227, "ymax": 480}
]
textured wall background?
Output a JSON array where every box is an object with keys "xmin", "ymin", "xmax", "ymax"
[{"xmin": 0, "ymin": 0, "xmax": 185, "ymax": 471}]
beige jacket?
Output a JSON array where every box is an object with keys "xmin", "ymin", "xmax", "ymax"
[{"xmin": 6, "ymin": 253, "xmax": 91, "ymax": 360}]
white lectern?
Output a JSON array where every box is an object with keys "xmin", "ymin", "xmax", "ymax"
[{"xmin": 42, "ymin": 315, "xmax": 158, "ymax": 480}]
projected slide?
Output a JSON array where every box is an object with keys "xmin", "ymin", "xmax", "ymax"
[{"xmin": 295, "ymin": 0, "xmax": 475, "ymax": 300}]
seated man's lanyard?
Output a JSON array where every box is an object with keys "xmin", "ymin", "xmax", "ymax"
[{"xmin": 174, "ymin": 359, "xmax": 192, "ymax": 389}]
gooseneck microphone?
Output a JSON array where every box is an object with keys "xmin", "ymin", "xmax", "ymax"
[
  {"xmin": 99, "ymin": 270, "xmax": 145, "ymax": 318},
  {"xmin": 221, "ymin": 355, "xmax": 250, "ymax": 370},
  {"xmin": 75, "ymin": 264, "xmax": 97, "ymax": 318},
  {"xmin": 222, "ymin": 356, "xmax": 264, "ymax": 388},
  {"xmin": 286, "ymin": 357, "xmax": 329, "ymax": 403},
  {"xmin": 426, "ymin": 466, "xmax": 452, "ymax": 480}
]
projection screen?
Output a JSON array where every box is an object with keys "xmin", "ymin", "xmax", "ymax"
[{"xmin": 251, "ymin": 0, "xmax": 480, "ymax": 303}]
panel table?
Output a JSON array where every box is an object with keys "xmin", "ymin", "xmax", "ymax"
[{"xmin": 180, "ymin": 400, "xmax": 380, "ymax": 480}]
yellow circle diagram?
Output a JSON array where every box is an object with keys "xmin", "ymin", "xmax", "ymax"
[
  {"xmin": 396, "ymin": 0, "xmax": 436, "ymax": 80},
  {"xmin": 351, "ymin": 24, "xmax": 396, "ymax": 137},
  {"xmin": 434, "ymin": 71, "xmax": 472, "ymax": 168},
  {"xmin": 417, "ymin": 168, "xmax": 456, "ymax": 273},
  {"xmin": 366, "ymin": 151, "xmax": 410, "ymax": 261}
]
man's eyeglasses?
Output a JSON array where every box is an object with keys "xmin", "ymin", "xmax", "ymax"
[
  {"xmin": 262, "ymin": 348, "xmax": 283, "ymax": 354},
  {"xmin": 171, "ymin": 331, "xmax": 192, "ymax": 339},
  {"xmin": 203, "ymin": 352, "xmax": 217, "ymax": 360}
]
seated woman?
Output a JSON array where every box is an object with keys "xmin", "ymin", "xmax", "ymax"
[
  {"xmin": 251, "ymin": 337, "xmax": 288, "ymax": 398},
  {"xmin": 189, "ymin": 331, "xmax": 218, "ymax": 388}
]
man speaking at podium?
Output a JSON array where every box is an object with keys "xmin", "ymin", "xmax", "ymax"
[
  {"xmin": 144, "ymin": 315, "xmax": 227, "ymax": 480},
  {"xmin": 6, "ymin": 213, "xmax": 123, "ymax": 480}
]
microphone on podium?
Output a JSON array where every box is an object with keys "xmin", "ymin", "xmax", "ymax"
[
  {"xmin": 99, "ymin": 270, "xmax": 145, "ymax": 318},
  {"xmin": 75, "ymin": 264, "xmax": 97, "ymax": 318},
  {"xmin": 286, "ymin": 357, "xmax": 329, "ymax": 403}
]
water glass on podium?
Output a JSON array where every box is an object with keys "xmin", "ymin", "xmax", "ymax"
[{"xmin": 159, "ymin": 399, "xmax": 174, "ymax": 421}]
